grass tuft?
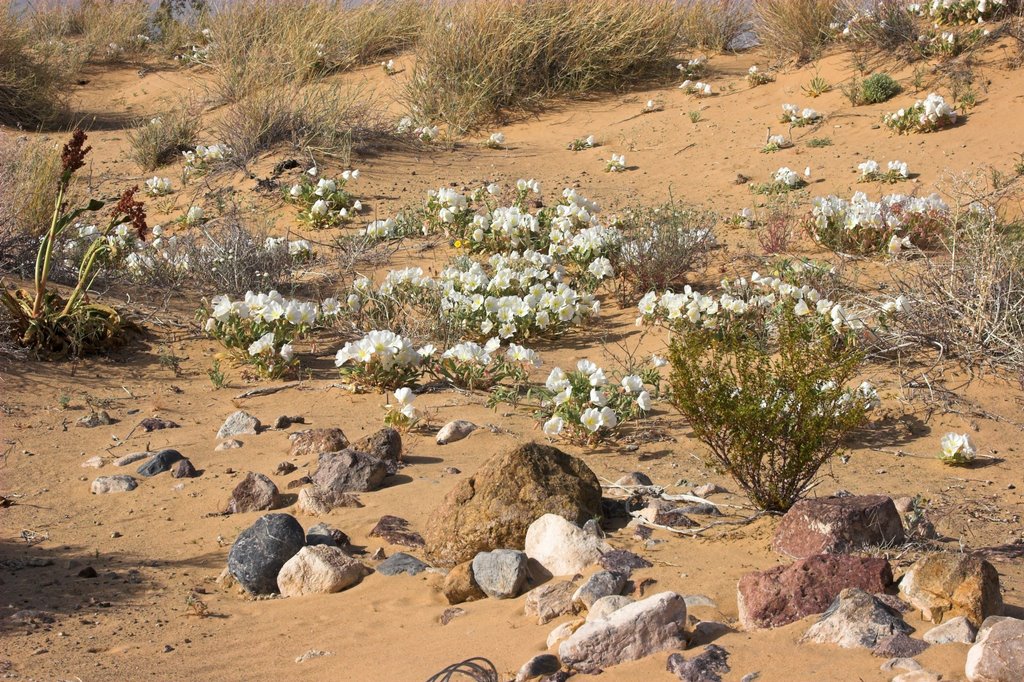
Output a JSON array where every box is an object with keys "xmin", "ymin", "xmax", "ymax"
[{"xmin": 754, "ymin": 0, "xmax": 843, "ymax": 62}]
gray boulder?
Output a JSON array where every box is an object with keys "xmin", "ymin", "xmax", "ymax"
[
  {"xmin": 227, "ymin": 513, "xmax": 305, "ymax": 594},
  {"xmin": 471, "ymin": 549, "xmax": 529, "ymax": 599}
]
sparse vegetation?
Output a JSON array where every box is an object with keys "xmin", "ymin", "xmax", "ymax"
[
  {"xmin": 0, "ymin": 5, "xmax": 79, "ymax": 127},
  {"xmin": 754, "ymin": 0, "xmax": 843, "ymax": 62},
  {"xmin": 127, "ymin": 103, "xmax": 201, "ymax": 170},
  {"xmin": 845, "ymin": 72, "xmax": 901, "ymax": 106}
]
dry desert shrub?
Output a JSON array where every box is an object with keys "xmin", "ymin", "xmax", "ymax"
[
  {"xmin": 26, "ymin": 0, "xmax": 151, "ymax": 63},
  {"xmin": 405, "ymin": 0, "xmax": 686, "ymax": 132},
  {"xmin": 840, "ymin": 0, "xmax": 918, "ymax": 56},
  {"xmin": 204, "ymin": 0, "xmax": 424, "ymax": 103},
  {"xmin": 0, "ymin": 134, "xmax": 66, "ymax": 245},
  {"xmin": 754, "ymin": 0, "xmax": 844, "ymax": 62},
  {"xmin": 127, "ymin": 100, "xmax": 201, "ymax": 170},
  {"xmin": 679, "ymin": 0, "xmax": 753, "ymax": 51}
]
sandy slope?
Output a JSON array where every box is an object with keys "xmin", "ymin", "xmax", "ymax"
[{"xmin": 2, "ymin": 41, "xmax": 1024, "ymax": 682}]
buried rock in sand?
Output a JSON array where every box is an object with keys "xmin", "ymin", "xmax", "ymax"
[
  {"xmin": 217, "ymin": 410, "xmax": 261, "ymax": 439},
  {"xmin": 801, "ymin": 588, "xmax": 913, "ymax": 649},
  {"xmin": 276, "ymin": 545, "xmax": 368, "ymax": 597},
  {"xmin": 900, "ymin": 553, "xmax": 1003, "ymax": 627},
  {"xmin": 227, "ymin": 472, "xmax": 281, "ymax": 514},
  {"xmin": 525, "ymin": 513, "xmax": 610, "ymax": 577}
]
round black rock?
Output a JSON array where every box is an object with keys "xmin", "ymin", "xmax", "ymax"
[{"xmin": 227, "ymin": 513, "xmax": 305, "ymax": 595}]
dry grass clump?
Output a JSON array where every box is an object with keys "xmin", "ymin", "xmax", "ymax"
[
  {"xmin": 26, "ymin": 0, "xmax": 152, "ymax": 64},
  {"xmin": 679, "ymin": 0, "xmax": 753, "ymax": 52},
  {"xmin": 841, "ymin": 0, "xmax": 918, "ymax": 55},
  {"xmin": 405, "ymin": 0, "xmax": 685, "ymax": 132},
  {"xmin": 215, "ymin": 84, "xmax": 394, "ymax": 164},
  {"xmin": 204, "ymin": 0, "xmax": 424, "ymax": 103},
  {"xmin": 754, "ymin": 0, "xmax": 844, "ymax": 62},
  {"xmin": 127, "ymin": 101, "xmax": 201, "ymax": 170},
  {"xmin": 0, "ymin": 134, "xmax": 65, "ymax": 243}
]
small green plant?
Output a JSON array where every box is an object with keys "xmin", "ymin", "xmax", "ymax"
[
  {"xmin": 1014, "ymin": 153, "xmax": 1024, "ymax": 177},
  {"xmin": 57, "ymin": 392, "xmax": 72, "ymax": 410},
  {"xmin": 860, "ymin": 73, "xmax": 901, "ymax": 104},
  {"xmin": 801, "ymin": 73, "xmax": 832, "ymax": 97},
  {"xmin": 158, "ymin": 346, "xmax": 183, "ymax": 376},
  {"xmin": 688, "ymin": 110, "xmax": 702, "ymax": 123},
  {"xmin": 911, "ymin": 66, "xmax": 927, "ymax": 91},
  {"xmin": 207, "ymin": 359, "xmax": 227, "ymax": 389},
  {"xmin": 806, "ymin": 137, "xmax": 832, "ymax": 147},
  {"xmin": 383, "ymin": 387, "xmax": 422, "ymax": 431}
]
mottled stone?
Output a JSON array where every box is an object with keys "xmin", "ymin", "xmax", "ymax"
[
  {"xmin": 802, "ymin": 588, "xmax": 913, "ymax": 649},
  {"xmin": 217, "ymin": 410, "xmax": 260, "ymax": 439},
  {"xmin": 91, "ymin": 475, "xmax": 137, "ymax": 494},
  {"xmin": 900, "ymin": 554, "xmax": 1002, "ymax": 627},
  {"xmin": 289, "ymin": 428, "xmax": 348, "ymax": 458},
  {"xmin": 773, "ymin": 495, "xmax": 905, "ymax": 559},
  {"xmin": 227, "ymin": 513, "xmax": 305, "ymax": 595},
  {"xmin": 227, "ymin": 472, "xmax": 280, "ymax": 514},
  {"xmin": 525, "ymin": 581, "xmax": 577, "ymax": 625},
  {"xmin": 369, "ymin": 515, "xmax": 424, "ymax": 548}
]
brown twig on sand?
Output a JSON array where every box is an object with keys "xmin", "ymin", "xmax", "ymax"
[{"xmin": 233, "ymin": 382, "xmax": 300, "ymax": 400}]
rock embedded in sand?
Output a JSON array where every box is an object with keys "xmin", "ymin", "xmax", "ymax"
[
  {"xmin": 171, "ymin": 458, "xmax": 196, "ymax": 479},
  {"xmin": 525, "ymin": 514, "xmax": 610, "ymax": 577},
  {"xmin": 525, "ymin": 580, "xmax": 577, "ymax": 624},
  {"xmin": 77, "ymin": 410, "xmax": 113, "ymax": 428},
  {"xmin": 215, "ymin": 439, "xmax": 243, "ymax": 451},
  {"xmin": 573, "ymin": 571, "xmax": 626, "ymax": 611},
  {"xmin": 547, "ymin": 621, "xmax": 582, "ymax": 649},
  {"xmin": 138, "ymin": 417, "xmax": 179, "ymax": 432},
  {"xmin": 899, "ymin": 554, "xmax": 1002, "ymax": 627},
  {"xmin": 275, "ymin": 461, "xmax": 297, "ymax": 476},
  {"xmin": 369, "ymin": 515, "xmax": 424, "ymax": 548},
  {"xmin": 801, "ymin": 588, "xmax": 913, "ymax": 649},
  {"xmin": 442, "ymin": 560, "xmax": 486, "ymax": 604},
  {"xmin": 924, "ymin": 616, "xmax": 977, "ymax": 644},
  {"xmin": 637, "ymin": 499, "xmax": 699, "ymax": 528},
  {"xmin": 586, "ymin": 595, "xmax": 634, "ymax": 622},
  {"xmin": 217, "ymin": 410, "xmax": 261, "ymax": 439},
  {"xmin": 288, "ymin": 428, "xmax": 349, "ymax": 458},
  {"xmin": 598, "ymin": 549, "xmax": 652, "ymax": 577},
  {"xmin": 965, "ymin": 616, "xmax": 1024, "ymax": 682},
  {"xmin": 305, "ymin": 523, "xmax": 349, "ymax": 549},
  {"xmin": 423, "ymin": 442, "xmax": 602, "ymax": 568},
  {"xmin": 227, "ymin": 513, "xmax": 305, "ymax": 595},
  {"xmin": 666, "ymin": 644, "xmax": 731, "ymax": 682},
  {"xmin": 227, "ymin": 472, "xmax": 281, "ymax": 514},
  {"xmin": 558, "ymin": 591, "xmax": 687, "ymax": 674},
  {"xmin": 471, "ymin": 549, "xmax": 529, "ymax": 599},
  {"xmin": 136, "ymin": 449, "xmax": 184, "ymax": 477},
  {"xmin": 277, "ymin": 545, "xmax": 367, "ymax": 597},
  {"xmin": 81, "ymin": 456, "xmax": 104, "ymax": 468},
  {"xmin": 436, "ymin": 420, "xmax": 477, "ymax": 445},
  {"xmin": 296, "ymin": 486, "xmax": 362, "ymax": 516},
  {"xmin": 772, "ymin": 495, "xmax": 905, "ymax": 559},
  {"xmin": 892, "ymin": 672, "xmax": 942, "ymax": 682},
  {"xmin": 514, "ymin": 654, "xmax": 561, "ymax": 682},
  {"xmin": 872, "ymin": 633, "xmax": 930, "ymax": 658},
  {"xmin": 614, "ymin": 472, "xmax": 653, "ymax": 488},
  {"xmin": 377, "ymin": 552, "xmax": 428, "ymax": 576},
  {"xmin": 352, "ymin": 428, "xmax": 402, "ymax": 474},
  {"xmin": 113, "ymin": 451, "xmax": 151, "ymax": 467},
  {"xmin": 312, "ymin": 449, "xmax": 388, "ymax": 494},
  {"xmin": 737, "ymin": 554, "xmax": 894, "ymax": 629},
  {"xmin": 91, "ymin": 475, "xmax": 138, "ymax": 494}
]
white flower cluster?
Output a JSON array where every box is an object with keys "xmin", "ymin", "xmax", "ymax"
[
  {"xmin": 539, "ymin": 360, "xmax": 654, "ymax": 440},
  {"xmin": 747, "ymin": 65, "xmax": 774, "ymax": 86},
  {"xmin": 207, "ymin": 291, "xmax": 326, "ymax": 327},
  {"xmin": 939, "ymin": 432, "xmax": 976, "ymax": 465},
  {"xmin": 264, "ymin": 237, "xmax": 313, "ymax": 260},
  {"xmin": 335, "ymin": 329, "xmax": 426, "ymax": 370},
  {"xmin": 381, "ymin": 59, "xmax": 396, "ymax": 75},
  {"xmin": 567, "ymin": 135, "xmax": 597, "ymax": 151},
  {"xmin": 144, "ymin": 176, "xmax": 173, "ymax": 196},
  {"xmin": 484, "ymin": 132, "xmax": 506, "ymax": 149},
  {"xmin": 762, "ymin": 135, "xmax": 791, "ymax": 153},
  {"xmin": 883, "ymin": 93, "xmax": 957, "ymax": 134},
  {"xmin": 781, "ymin": 103, "xmax": 822, "ymax": 126},
  {"xmin": 918, "ymin": 0, "xmax": 1007, "ymax": 23},
  {"xmin": 679, "ymin": 80, "xmax": 713, "ymax": 97},
  {"xmin": 60, "ymin": 222, "xmax": 139, "ymax": 270},
  {"xmin": 605, "ymin": 153, "xmax": 627, "ymax": 172},
  {"xmin": 415, "ymin": 125, "xmax": 439, "ymax": 142},
  {"xmin": 183, "ymin": 144, "xmax": 231, "ymax": 177},
  {"xmin": 287, "ymin": 169, "xmax": 361, "ymax": 227},
  {"xmin": 676, "ymin": 56, "xmax": 708, "ymax": 79},
  {"xmin": 858, "ymin": 160, "xmax": 910, "ymax": 182},
  {"xmin": 773, "ymin": 167, "xmax": 803, "ymax": 188},
  {"xmin": 811, "ymin": 191, "xmax": 948, "ymax": 239}
]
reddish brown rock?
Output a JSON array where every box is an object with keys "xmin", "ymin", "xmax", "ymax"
[
  {"xmin": 352, "ymin": 428, "xmax": 402, "ymax": 473},
  {"xmin": 738, "ymin": 554, "xmax": 894, "ymax": 629},
  {"xmin": 772, "ymin": 495, "xmax": 905, "ymax": 559},
  {"xmin": 227, "ymin": 472, "xmax": 281, "ymax": 514},
  {"xmin": 442, "ymin": 560, "xmax": 486, "ymax": 605},
  {"xmin": 288, "ymin": 428, "xmax": 349, "ymax": 458},
  {"xmin": 369, "ymin": 515, "xmax": 424, "ymax": 548}
]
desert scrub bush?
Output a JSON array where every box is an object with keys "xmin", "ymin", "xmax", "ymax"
[
  {"xmin": 0, "ymin": 7, "xmax": 80, "ymax": 127},
  {"xmin": 655, "ymin": 272, "xmax": 878, "ymax": 511},
  {"xmin": 405, "ymin": 0, "xmax": 685, "ymax": 132},
  {"xmin": 678, "ymin": 0, "xmax": 751, "ymax": 51},
  {"xmin": 491, "ymin": 360, "xmax": 658, "ymax": 445},
  {"xmin": 78, "ymin": 0, "xmax": 151, "ymax": 63},
  {"xmin": 838, "ymin": 0, "xmax": 917, "ymax": 53},
  {"xmin": 127, "ymin": 104, "xmax": 200, "ymax": 171},
  {"xmin": 914, "ymin": 0, "xmax": 1015, "ymax": 24},
  {"xmin": 754, "ymin": 0, "xmax": 844, "ymax": 62},
  {"xmin": 883, "ymin": 93, "xmax": 958, "ymax": 134},
  {"xmin": 215, "ymin": 84, "xmax": 393, "ymax": 164},
  {"xmin": 0, "ymin": 135, "xmax": 66, "ymax": 242},
  {"xmin": 806, "ymin": 191, "xmax": 949, "ymax": 255},
  {"xmin": 0, "ymin": 131, "xmax": 146, "ymax": 357},
  {"xmin": 846, "ymin": 73, "xmax": 901, "ymax": 105},
  {"xmin": 613, "ymin": 200, "xmax": 717, "ymax": 298}
]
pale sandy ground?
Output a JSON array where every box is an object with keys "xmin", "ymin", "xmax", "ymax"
[{"xmin": 2, "ymin": 40, "xmax": 1024, "ymax": 682}]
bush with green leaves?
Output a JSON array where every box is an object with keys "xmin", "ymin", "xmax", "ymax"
[
  {"xmin": 859, "ymin": 73, "xmax": 901, "ymax": 104},
  {"xmin": 429, "ymin": 339, "xmax": 541, "ymax": 391},
  {"xmin": 666, "ymin": 278, "xmax": 877, "ymax": 512},
  {"xmin": 285, "ymin": 169, "xmax": 361, "ymax": 229}
]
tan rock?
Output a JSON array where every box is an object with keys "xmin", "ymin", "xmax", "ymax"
[
  {"xmin": 288, "ymin": 428, "xmax": 349, "ymax": 458},
  {"xmin": 276, "ymin": 545, "xmax": 367, "ymax": 597},
  {"xmin": 900, "ymin": 554, "xmax": 1002, "ymax": 627},
  {"xmin": 442, "ymin": 560, "xmax": 486, "ymax": 605}
]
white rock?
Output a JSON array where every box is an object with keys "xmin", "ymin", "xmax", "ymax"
[
  {"xmin": 217, "ymin": 410, "xmax": 260, "ymax": 439},
  {"xmin": 558, "ymin": 591, "xmax": 687, "ymax": 673},
  {"xmin": 965, "ymin": 616, "xmax": 1024, "ymax": 682},
  {"xmin": 81, "ymin": 456, "xmax": 104, "ymax": 468},
  {"xmin": 277, "ymin": 545, "xmax": 367, "ymax": 597},
  {"xmin": 547, "ymin": 621, "xmax": 579, "ymax": 649},
  {"xmin": 91, "ymin": 475, "xmax": 137, "ymax": 494},
  {"xmin": 925, "ymin": 616, "xmax": 977, "ymax": 644},
  {"xmin": 893, "ymin": 672, "xmax": 941, "ymax": 682},
  {"xmin": 436, "ymin": 420, "xmax": 478, "ymax": 445},
  {"xmin": 525, "ymin": 513, "xmax": 610, "ymax": 577},
  {"xmin": 215, "ymin": 439, "xmax": 243, "ymax": 451},
  {"xmin": 586, "ymin": 595, "xmax": 634, "ymax": 622}
]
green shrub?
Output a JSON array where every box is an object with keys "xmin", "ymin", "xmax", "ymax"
[{"xmin": 861, "ymin": 73, "xmax": 901, "ymax": 104}]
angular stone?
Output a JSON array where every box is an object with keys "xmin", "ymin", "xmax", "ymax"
[
  {"xmin": 227, "ymin": 472, "xmax": 280, "ymax": 514},
  {"xmin": 693, "ymin": 483, "xmax": 726, "ymax": 497},
  {"xmin": 440, "ymin": 607, "xmax": 466, "ymax": 625},
  {"xmin": 899, "ymin": 554, "xmax": 1002, "ymax": 627},
  {"xmin": 217, "ymin": 410, "xmax": 260, "ymax": 439},
  {"xmin": 525, "ymin": 581, "xmax": 577, "ymax": 625},
  {"xmin": 547, "ymin": 621, "xmax": 582, "ymax": 649},
  {"xmin": 171, "ymin": 458, "xmax": 197, "ymax": 479},
  {"xmin": 275, "ymin": 461, "xmax": 297, "ymax": 476},
  {"xmin": 91, "ymin": 475, "xmax": 137, "ymax": 494},
  {"xmin": 81, "ymin": 456, "xmax": 104, "ymax": 468},
  {"xmin": 965, "ymin": 616, "xmax": 1024, "ymax": 682},
  {"xmin": 638, "ymin": 499, "xmax": 699, "ymax": 527},
  {"xmin": 667, "ymin": 644, "xmax": 730, "ymax": 682},
  {"xmin": 525, "ymin": 514, "xmax": 610, "ymax": 577},
  {"xmin": 77, "ymin": 410, "xmax": 112, "ymax": 427},
  {"xmin": 737, "ymin": 554, "xmax": 894, "ymax": 629},
  {"xmin": 277, "ymin": 545, "xmax": 367, "ymax": 596},
  {"xmin": 872, "ymin": 633, "xmax": 930, "ymax": 658},
  {"xmin": 924, "ymin": 615, "xmax": 977, "ymax": 644},
  {"xmin": 377, "ymin": 552, "xmax": 428, "ymax": 576},
  {"xmin": 614, "ymin": 472, "xmax": 652, "ymax": 488},
  {"xmin": 802, "ymin": 588, "xmax": 913, "ymax": 649},
  {"xmin": 472, "ymin": 549, "xmax": 529, "ymax": 599},
  {"xmin": 296, "ymin": 486, "xmax": 362, "ymax": 516},
  {"xmin": 352, "ymin": 428, "xmax": 402, "ymax": 474},
  {"xmin": 443, "ymin": 560, "xmax": 486, "ymax": 605},
  {"xmin": 227, "ymin": 513, "xmax": 305, "ymax": 595},
  {"xmin": 436, "ymin": 420, "xmax": 477, "ymax": 445},
  {"xmin": 586, "ymin": 595, "xmax": 634, "ymax": 622},
  {"xmin": 369, "ymin": 515, "xmax": 424, "ymax": 548},
  {"xmin": 515, "ymin": 654, "xmax": 560, "ymax": 682},
  {"xmin": 773, "ymin": 495, "xmax": 905, "ymax": 559},
  {"xmin": 423, "ymin": 442, "xmax": 602, "ymax": 568},
  {"xmin": 573, "ymin": 571, "xmax": 626, "ymax": 610},
  {"xmin": 305, "ymin": 523, "xmax": 349, "ymax": 549},
  {"xmin": 136, "ymin": 449, "xmax": 184, "ymax": 477},
  {"xmin": 289, "ymin": 428, "xmax": 348, "ymax": 458},
  {"xmin": 312, "ymin": 449, "xmax": 388, "ymax": 493},
  {"xmin": 558, "ymin": 592, "xmax": 687, "ymax": 674},
  {"xmin": 599, "ymin": 549, "xmax": 652, "ymax": 577}
]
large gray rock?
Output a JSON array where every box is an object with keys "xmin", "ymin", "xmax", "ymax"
[
  {"xmin": 773, "ymin": 495, "xmax": 905, "ymax": 559},
  {"xmin": 277, "ymin": 545, "xmax": 367, "ymax": 596},
  {"xmin": 900, "ymin": 553, "xmax": 1003, "ymax": 627},
  {"xmin": 573, "ymin": 571, "xmax": 626, "ymax": 611},
  {"xmin": 471, "ymin": 549, "xmax": 529, "ymax": 599},
  {"xmin": 91, "ymin": 475, "xmax": 137, "ymax": 494},
  {"xmin": 217, "ymin": 410, "xmax": 260, "ymax": 439},
  {"xmin": 525, "ymin": 514, "xmax": 610, "ymax": 577},
  {"xmin": 352, "ymin": 428, "xmax": 402, "ymax": 474},
  {"xmin": 227, "ymin": 513, "xmax": 305, "ymax": 595},
  {"xmin": 227, "ymin": 472, "xmax": 281, "ymax": 513},
  {"xmin": 966, "ymin": 617, "xmax": 1024, "ymax": 681},
  {"xmin": 423, "ymin": 442, "xmax": 602, "ymax": 568},
  {"xmin": 558, "ymin": 591, "xmax": 686, "ymax": 673},
  {"xmin": 312, "ymin": 449, "xmax": 388, "ymax": 493},
  {"xmin": 801, "ymin": 588, "xmax": 913, "ymax": 649},
  {"xmin": 377, "ymin": 552, "xmax": 428, "ymax": 576}
]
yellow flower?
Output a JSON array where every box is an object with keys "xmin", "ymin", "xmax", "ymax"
[{"xmin": 454, "ymin": 239, "xmax": 463, "ymax": 248}]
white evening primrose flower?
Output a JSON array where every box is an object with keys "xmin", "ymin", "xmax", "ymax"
[
  {"xmin": 186, "ymin": 205, "xmax": 204, "ymax": 225},
  {"xmin": 589, "ymin": 388, "xmax": 608, "ymax": 407},
  {"xmin": 394, "ymin": 387, "xmax": 414, "ymax": 405},
  {"xmin": 279, "ymin": 344, "xmax": 295, "ymax": 362},
  {"xmin": 289, "ymin": 184, "xmax": 302, "ymax": 197},
  {"xmin": 598, "ymin": 406, "xmax": 618, "ymax": 429},
  {"xmin": 651, "ymin": 354, "xmax": 668, "ymax": 368},
  {"xmin": 248, "ymin": 332, "xmax": 275, "ymax": 356},
  {"xmin": 637, "ymin": 390, "xmax": 652, "ymax": 411},
  {"xmin": 939, "ymin": 432, "xmax": 975, "ymax": 465},
  {"xmin": 576, "ymin": 359, "xmax": 598, "ymax": 375},
  {"xmin": 543, "ymin": 416, "xmax": 564, "ymax": 436},
  {"xmin": 794, "ymin": 299, "xmax": 811, "ymax": 316},
  {"xmin": 589, "ymin": 368, "xmax": 608, "ymax": 387},
  {"xmin": 580, "ymin": 407, "xmax": 602, "ymax": 432},
  {"xmin": 310, "ymin": 199, "xmax": 329, "ymax": 217},
  {"xmin": 621, "ymin": 375, "xmax": 643, "ymax": 393}
]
